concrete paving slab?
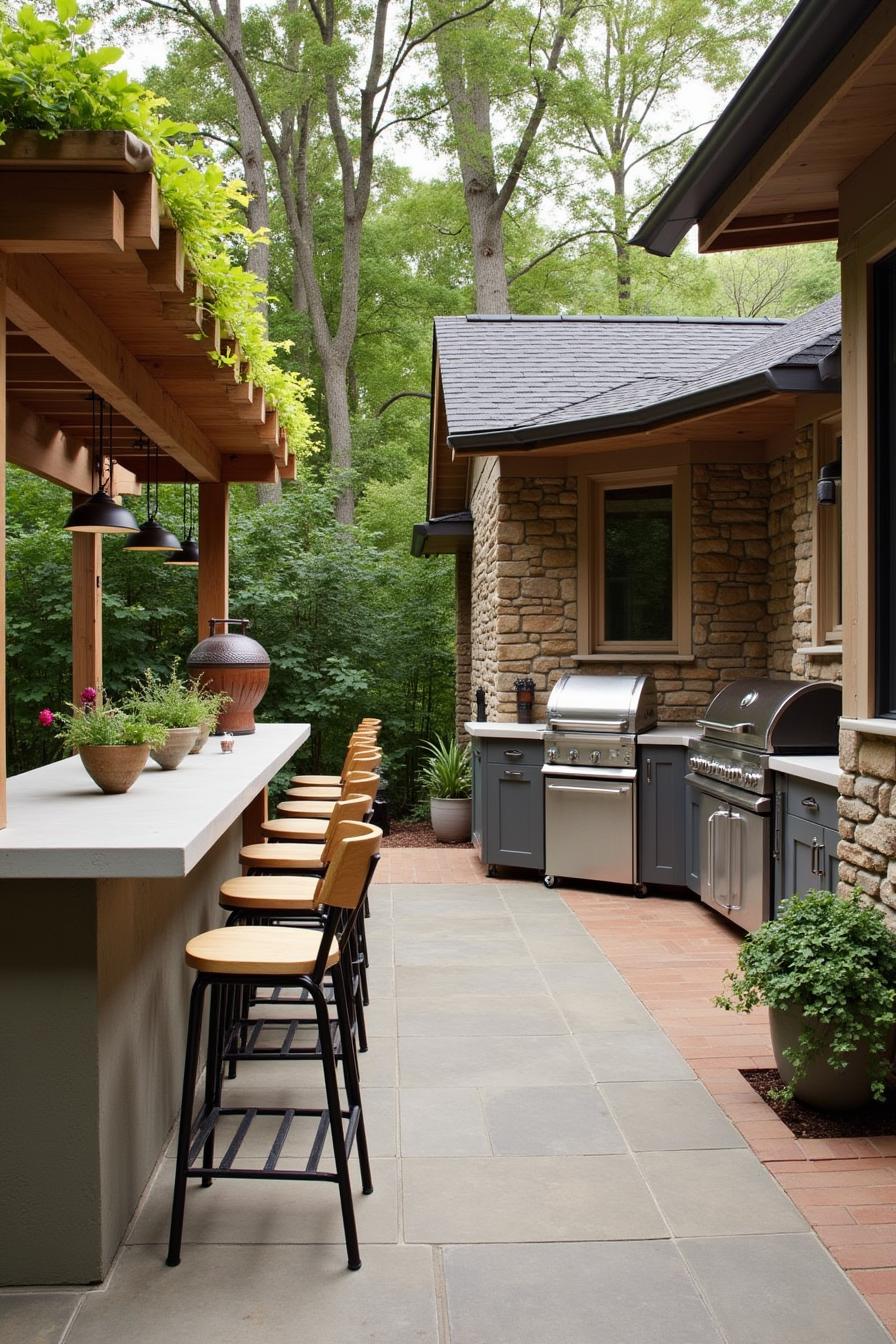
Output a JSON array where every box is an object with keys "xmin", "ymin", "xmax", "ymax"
[
  {"xmin": 554, "ymin": 990, "xmax": 657, "ymax": 1032},
  {"xmin": 399, "ymin": 1088, "xmax": 491, "ymax": 1157},
  {"xmin": 600, "ymin": 1081, "xmax": 747, "ymax": 1151},
  {"xmin": 526, "ymin": 935, "xmax": 607, "ymax": 965},
  {"xmin": 0, "ymin": 1293, "xmax": 81, "ymax": 1344},
  {"xmin": 639, "ymin": 1149, "xmax": 808, "ymax": 1237},
  {"xmin": 481, "ymin": 1085, "xmax": 626, "ymax": 1156},
  {"xmin": 575, "ymin": 1029, "xmax": 696, "ymax": 1081},
  {"xmin": 444, "ymin": 1241, "xmax": 724, "ymax": 1344},
  {"xmin": 394, "ymin": 933, "xmax": 534, "ymax": 968},
  {"xmin": 403, "ymin": 1155, "xmax": 668, "ymax": 1243},
  {"xmin": 399, "ymin": 1034, "xmax": 593, "ymax": 1088},
  {"xmin": 680, "ymin": 1234, "xmax": 893, "ymax": 1344},
  {"xmin": 397, "ymin": 993, "xmax": 568, "ymax": 1037},
  {"xmin": 395, "ymin": 966, "xmax": 538, "ymax": 997}
]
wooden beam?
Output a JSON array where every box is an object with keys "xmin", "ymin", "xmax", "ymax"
[
  {"xmin": 242, "ymin": 787, "xmax": 268, "ymax": 846},
  {"xmin": 198, "ymin": 482, "xmax": 229, "ymax": 641},
  {"xmin": 138, "ymin": 228, "xmax": 184, "ymax": 296},
  {"xmin": 704, "ymin": 209, "xmax": 839, "ymax": 252},
  {"xmin": 7, "ymin": 400, "xmax": 139, "ymax": 495},
  {"xmin": 0, "ymin": 257, "xmax": 6, "ymax": 827},
  {"xmin": 0, "ymin": 130, "xmax": 154, "ymax": 173},
  {"xmin": 5, "ymin": 254, "xmax": 220, "ymax": 481},
  {"xmin": 0, "ymin": 178, "xmax": 124, "ymax": 253},
  {"xmin": 71, "ymin": 497, "xmax": 102, "ymax": 705}
]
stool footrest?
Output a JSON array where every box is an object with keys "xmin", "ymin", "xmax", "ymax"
[
  {"xmin": 186, "ymin": 1103, "xmax": 362, "ymax": 1180},
  {"xmin": 222, "ymin": 1014, "xmax": 344, "ymax": 1063}
]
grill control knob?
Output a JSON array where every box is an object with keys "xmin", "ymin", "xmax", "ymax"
[
  {"xmin": 568, "ymin": 748, "xmax": 579, "ymax": 762},
  {"xmin": 591, "ymin": 750, "xmax": 601, "ymax": 763},
  {"xmin": 547, "ymin": 747, "xmax": 558, "ymax": 763}
]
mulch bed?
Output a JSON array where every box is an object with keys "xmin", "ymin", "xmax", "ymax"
[
  {"xmin": 743, "ymin": 1067, "xmax": 896, "ymax": 1138},
  {"xmin": 380, "ymin": 820, "xmax": 475, "ymax": 849}
]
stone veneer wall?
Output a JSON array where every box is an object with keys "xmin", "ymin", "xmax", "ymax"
[
  {"xmin": 455, "ymin": 549, "xmax": 472, "ymax": 738},
  {"xmin": 838, "ymin": 730, "xmax": 896, "ymax": 918},
  {"xmin": 469, "ymin": 457, "xmax": 501, "ymax": 720}
]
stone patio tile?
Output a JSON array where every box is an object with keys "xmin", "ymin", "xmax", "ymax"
[
  {"xmin": 403, "ymin": 1155, "xmax": 668, "ymax": 1243},
  {"xmin": 536, "ymin": 962, "xmax": 623, "ymax": 994},
  {"xmin": 397, "ymin": 993, "xmax": 567, "ymax": 1037},
  {"xmin": 600, "ymin": 1081, "xmax": 746, "ymax": 1151},
  {"xmin": 395, "ymin": 966, "xmax": 537, "ymax": 997},
  {"xmin": 553, "ymin": 990, "xmax": 657, "ymax": 1033},
  {"xmin": 394, "ymin": 933, "xmax": 533, "ymax": 968},
  {"xmin": 512, "ymin": 912, "xmax": 588, "ymax": 934},
  {"xmin": 481, "ymin": 1085, "xmax": 626, "ymax": 1156},
  {"xmin": 0, "ymin": 1293, "xmax": 81, "ymax": 1344},
  {"xmin": 129, "ymin": 1157, "xmax": 399, "ymax": 1246},
  {"xmin": 575, "ymin": 1029, "xmax": 695, "ymax": 1081},
  {"xmin": 526, "ymin": 936, "xmax": 606, "ymax": 965},
  {"xmin": 65, "ymin": 1244, "xmax": 439, "ymax": 1344},
  {"xmin": 399, "ymin": 1088, "xmax": 491, "ymax": 1157},
  {"xmin": 639, "ymin": 1149, "xmax": 808, "ymax": 1237},
  {"xmin": 681, "ymin": 1234, "xmax": 893, "ymax": 1344},
  {"xmin": 444, "ymin": 1241, "xmax": 723, "ymax": 1344},
  {"xmin": 399, "ymin": 1034, "xmax": 593, "ymax": 1088}
]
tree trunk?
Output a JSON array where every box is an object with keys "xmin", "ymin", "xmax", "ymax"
[
  {"xmin": 223, "ymin": 0, "xmax": 270, "ymax": 294},
  {"xmin": 468, "ymin": 194, "xmax": 510, "ymax": 314},
  {"xmin": 320, "ymin": 356, "xmax": 355, "ymax": 524},
  {"xmin": 612, "ymin": 169, "xmax": 631, "ymax": 312}
]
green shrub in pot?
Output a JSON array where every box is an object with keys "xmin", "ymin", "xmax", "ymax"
[
  {"xmin": 716, "ymin": 889, "xmax": 896, "ymax": 1107},
  {"xmin": 45, "ymin": 695, "xmax": 167, "ymax": 794},
  {"xmin": 125, "ymin": 665, "xmax": 207, "ymax": 770},
  {"xmin": 418, "ymin": 736, "xmax": 472, "ymax": 843}
]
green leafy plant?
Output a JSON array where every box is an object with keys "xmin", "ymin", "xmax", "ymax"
[
  {"xmin": 0, "ymin": 0, "xmax": 317, "ymax": 456},
  {"xmin": 193, "ymin": 684, "xmax": 230, "ymax": 731},
  {"xmin": 716, "ymin": 889, "xmax": 896, "ymax": 1101},
  {"xmin": 417, "ymin": 736, "xmax": 471, "ymax": 800},
  {"xmin": 45, "ymin": 697, "xmax": 167, "ymax": 751},
  {"xmin": 125, "ymin": 663, "xmax": 208, "ymax": 729}
]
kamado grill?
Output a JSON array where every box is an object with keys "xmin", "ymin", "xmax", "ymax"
[
  {"xmin": 687, "ymin": 677, "xmax": 841, "ymax": 931},
  {"xmin": 542, "ymin": 672, "xmax": 657, "ymax": 890}
]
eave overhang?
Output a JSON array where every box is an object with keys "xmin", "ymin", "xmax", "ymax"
[{"xmin": 411, "ymin": 511, "xmax": 473, "ymax": 558}]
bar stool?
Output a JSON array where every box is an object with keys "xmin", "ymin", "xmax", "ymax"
[
  {"xmin": 286, "ymin": 751, "xmax": 381, "ymax": 801},
  {"xmin": 166, "ymin": 824, "xmax": 381, "ymax": 1272},
  {"xmin": 290, "ymin": 725, "xmax": 380, "ymax": 789},
  {"xmin": 239, "ymin": 795, "xmax": 371, "ymax": 875},
  {"xmin": 276, "ymin": 771, "xmax": 380, "ymax": 821}
]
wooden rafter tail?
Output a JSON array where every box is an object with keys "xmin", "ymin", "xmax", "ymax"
[
  {"xmin": 225, "ymin": 379, "xmax": 256, "ymax": 413},
  {"xmin": 116, "ymin": 173, "xmax": 160, "ymax": 252},
  {"xmin": 280, "ymin": 452, "xmax": 297, "ymax": 481},
  {"xmin": 0, "ymin": 176, "xmax": 125, "ymax": 254},
  {"xmin": 259, "ymin": 404, "xmax": 279, "ymax": 451},
  {"xmin": 138, "ymin": 228, "xmax": 185, "ymax": 296},
  {"xmin": 220, "ymin": 454, "xmax": 280, "ymax": 483}
]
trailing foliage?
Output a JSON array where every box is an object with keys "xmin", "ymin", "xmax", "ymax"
[
  {"xmin": 417, "ymin": 736, "xmax": 471, "ymax": 800},
  {"xmin": 0, "ymin": 0, "xmax": 317, "ymax": 455},
  {"xmin": 716, "ymin": 890, "xmax": 896, "ymax": 1101}
]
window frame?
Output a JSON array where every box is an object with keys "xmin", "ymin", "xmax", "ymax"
[
  {"xmin": 813, "ymin": 415, "xmax": 843, "ymax": 648},
  {"xmin": 585, "ymin": 466, "xmax": 692, "ymax": 657}
]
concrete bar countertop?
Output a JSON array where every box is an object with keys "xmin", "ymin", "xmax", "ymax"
[
  {"xmin": 465, "ymin": 721, "xmax": 547, "ymax": 739},
  {"xmin": 770, "ymin": 754, "xmax": 841, "ymax": 789},
  {"xmin": 637, "ymin": 721, "xmax": 699, "ymax": 748},
  {"xmin": 0, "ymin": 721, "xmax": 309, "ymax": 879},
  {"xmin": 465, "ymin": 720, "xmax": 701, "ymax": 746}
]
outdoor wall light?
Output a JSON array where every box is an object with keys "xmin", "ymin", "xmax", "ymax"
[
  {"xmin": 123, "ymin": 437, "xmax": 180, "ymax": 552},
  {"xmin": 64, "ymin": 395, "xmax": 140, "ymax": 535},
  {"xmin": 166, "ymin": 479, "xmax": 199, "ymax": 567},
  {"xmin": 817, "ymin": 457, "xmax": 841, "ymax": 506}
]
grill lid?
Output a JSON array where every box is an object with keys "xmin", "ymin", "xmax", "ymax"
[
  {"xmin": 546, "ymin": 672, "xmax": 658, "ymax": 734},
  {"xmin": 697, "ymin": 678, "xmax": 841, "ymax": 754}
]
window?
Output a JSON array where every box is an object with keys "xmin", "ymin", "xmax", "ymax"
[
  {"xmin": 874, "ymin": 251, "xmax": 896, "ymax": 717},
  {"xmin": 814, "ymin": 417, "xmax": 842, "ymax": 647},
  {"xmin": 588, "ymin": 468, "xmax": 690, "ymax": 654}
]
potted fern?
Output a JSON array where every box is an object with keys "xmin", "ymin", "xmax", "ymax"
[
  {"xmin": 419, "ymin": 736, "xmax": 472, "ymax": 843},
  {"xmin": 716, "ymin": 889, "xmax": 896, "ymax": 1109},
  {"xmin": 41, "ymin": 690, "xmax": 167, "ymax": 794},
  {"xmin": 125, "ymin": 665, "xmax": 206, "ymax": 770}
]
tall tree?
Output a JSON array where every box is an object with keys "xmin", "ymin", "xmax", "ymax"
[{"xmin": 558, "ymin": 0, "xmax": 792, "ymax": 311}]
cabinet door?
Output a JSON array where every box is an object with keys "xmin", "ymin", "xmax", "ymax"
[
  {"xmin": 471, "ymin": 745, "xmax": 485, "ymax": 857},
  {"xmin": 822, "ymin": 825, "xmax": 841, "ymax": 892},
  {"xmin": 639, "ymin": 747, "xmax": 686, "ymax": 887},
  {"xmin": 484, "ymin": 763, "xmax": 545, "ymax": 870},
  {"xmin": 780, "ymin": 814, "xmax": 826, "ymax": 909},
  {"xmin": 685, "ymin": 783, "xmax": 701, "ymax": 894}
]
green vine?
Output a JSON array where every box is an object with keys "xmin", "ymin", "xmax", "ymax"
[
  {"xmin": 716, "ymin": 889, "xmax": 896, "ymax": 1101},
  {"xmin": 0, "ymin": 0, "xmax": 317, "ymax": 457}
]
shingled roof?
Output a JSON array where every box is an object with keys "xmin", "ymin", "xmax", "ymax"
[{"xmin": 435, "ymin": 295, "xmax": 841, "ymax": 452}]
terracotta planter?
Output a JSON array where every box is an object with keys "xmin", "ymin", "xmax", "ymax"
[
  {"xmin": 79, "ymin": 743, "xmax": 150, "ymax": 795},
  {"xmin": 150, "ymin": 726, "xmax": 199, "ymax": 771},
  {"xmin": 430, "ymin": 797, "xmax": 472, "ymax": 843},
  {"xmin": 770, "ymin": 1004, "xmax": 895, "ymax": 1110},
  {"xmin": 186, "ymin": 618, "xmax": 270, "ymax": 735},
  {"xmin": 189, "ymin": 721, "xmax": 213, "ymax": 755}
]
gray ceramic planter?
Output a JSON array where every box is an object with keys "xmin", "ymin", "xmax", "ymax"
[
  {"xmin": 79, "ymin": 743, "xmax": 150, "ymax": 794},
  {"xmin": 150, "ymin": 726, "xmax": 199, "ymax": 771},
  {"xmin": 770, "ymin": 1004, "xmax": 893, "ymax": 1110},
  {"xmin": 430, "ymin": 797, "xmax": 472, "ymax": 843}
]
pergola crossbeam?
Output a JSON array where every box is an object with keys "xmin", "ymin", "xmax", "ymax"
[{"xmin": 7, "ymin": 399, "xmax": 139, "ymax": 496}]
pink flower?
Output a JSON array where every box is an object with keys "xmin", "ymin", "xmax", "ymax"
[
  {"xmin": 80, "ymin": 687, "xmax": 97, "ymax": 705},
  {"xmin": 38, "ymin": 709, "xmax": 55, "ymax": 727}
]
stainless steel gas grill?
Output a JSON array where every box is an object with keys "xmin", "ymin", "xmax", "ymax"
[
  {"xmin": 542, "ymin": 673, "xmax": 658, "ymax": 889},
  {"xmin": 686, "ymin": 678, "xmax": 841, "ymax": 932}
]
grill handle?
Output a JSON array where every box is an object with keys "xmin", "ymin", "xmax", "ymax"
[
  {"xmin": 696, "ymin": 719, "xmax": 755, "ymax": 735},
  {"xmin": 546, "ymin": 784, "xmax": 628, "ymax": 795},
  {"xmin": 549, "ymin": 717, "xmax": 627, "ymax": 731}
]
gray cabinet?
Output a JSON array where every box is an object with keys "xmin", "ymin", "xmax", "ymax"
[
  {"xmin": 773, "ymin": 777, "xmax": 840, "ymax": 915},
  {"xmin": 470, "ymin": 735, "xmax": 545, "ymax": 873},
  {"xmin": 639, "ymin": 746, "xmax": 687, "ymax": 887},
  {"xmin": 685, "ymin": 783, "xmax": 702, "ymax": 894}
]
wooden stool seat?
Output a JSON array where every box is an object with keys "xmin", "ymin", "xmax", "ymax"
[
  {"xmin": 291, "ymin": 773, "xmax": 341, "ymax": 787},
  {"xmin": 277, "ymin": 799, "xmax": 337, "ymax": 819},
  {"xmin": 286, "ymin": 785, "xmax": 342, "ymax": 799},
  {"xmin": 262, "ymin": 818, "xmax": 329, "ymax": 841},
  {"xmin": 240, "ymin": 841, "xmax": 325, "ymax": 869},
  {"xmin": 220, "ymin": 875, "xmax": 320, "ymax": 910},
  {"xmin": 184, "ymin": 925, "xmax": 339, "ymax": 976}
]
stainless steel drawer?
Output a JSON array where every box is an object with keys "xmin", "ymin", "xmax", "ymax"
[
  {"xmin": 785, "ymin": 778, "xmax": 838, "ymax": 830},
  {"xmin": 485, "ymin": 739, "xmax": 544, "ymax": 767}
]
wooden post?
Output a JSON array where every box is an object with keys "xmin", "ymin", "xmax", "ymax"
[
  {"xmin": 242, "ymin": 786, "xmax": 268, "ymax": 846},
  {"xmin": 198, "ymin": 482, "xmax": 228, "ymax": 641},
  {"xmin": 71, "ymin": 500, "xmax": 102, "ymax": 704},
  {"xmin": 0, "ymin": 256, "xmax": 6, "ymax": 828}
]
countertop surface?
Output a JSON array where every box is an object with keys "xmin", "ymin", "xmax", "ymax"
[
  {"xmin": 0, "ymin": 723, "xmax": 309, "ymax": 879},
  {"xmin": 637, "ymin": 722, "xmax": 699, "ymax": 747},
  {"xmin": 465, "ymin": 720, "xmax": 700, "ymax": 746},
  {"xmin": 465, "ymin": 721, "xmax": 547, "ymax": 740},
  {"xmin": 770, "ymin": 754, "xmax": 841, "ymax": 789}
]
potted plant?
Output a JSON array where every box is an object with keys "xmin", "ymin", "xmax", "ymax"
[
  {"xmin": 716, "ymin": 888, "xmax": 896, "ymax": 1109},
  {"xmin": 41, "ymin": 689, "xmax": 167, "ymax": 794},
  {"xmin": 515, "ymin": 677, "xmax": 536, "ymax": 724},
  {"xmin": 125, "ymin": 665, "xmax": 206, "ymax": 770},
  {"xmin": 189, "ymin": 685, "xmax": 231, "ymax": 754},
  {"xmin": 419, "ymin": 736, "xmax": 472, "ymax": 843}
]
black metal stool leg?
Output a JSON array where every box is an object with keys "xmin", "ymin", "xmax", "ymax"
[
  {"xmin": 332, "ymin": 961, "xmax": 373, "ymax": 1196},
  {"xmin": 307, "ymin": 976, "xmax": 362, "ymax": 1270},
  {"xmin": 201, "ymin": 982, "xmax": 223, "ymax": 1185},
  {"xmin": 167, "ymin": 977, "xmax": 207, "ymax": 1267}
]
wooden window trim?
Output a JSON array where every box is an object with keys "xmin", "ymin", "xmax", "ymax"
[
  {"xmin": 579, "ymin": 466, "xmax": 692, "ymax": 656},
  {"xmin": 813, "ymin": 415, "xmax": 843, "ymax": 648}
]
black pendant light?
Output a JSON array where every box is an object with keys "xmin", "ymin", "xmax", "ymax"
[
  {"xmin": 123, "ymin": 437, "xmax": 180, "ymax": 552},
  {"xmin": 64, "ymin": 396, "xmax": 140, "ymax": 535},
  {"xmin": 166, "ymin": 477, "xmax": 199, "ymax": 567}
]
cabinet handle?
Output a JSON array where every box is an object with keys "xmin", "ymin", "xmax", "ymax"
[
  {"xmin": 802, "ymin": 796, "xmax": 819, "ymax": 812},
  {"xmin": 503, "ymin": 769, "xmax": 525, "ymax": 779},
  {"xmin": 503, "ymin": 749, "xmax": 524, "ymax": 760},
  {"xmin": 645, "ymin": 758, "xmax": 652, "ymax": 785}
]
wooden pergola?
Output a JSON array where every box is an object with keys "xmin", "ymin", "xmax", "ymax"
[{"xmin": 0, "ymin": 130, "xmax": 299, "ymax": 828}]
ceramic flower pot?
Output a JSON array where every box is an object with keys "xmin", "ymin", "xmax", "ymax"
[
  {"xmin": 186, "ymin": 618, "xmax": 270, "ymax": 735},
  {"xmin": 430, "ymin": 797, "xmax": 472, "ymax": 843},
  {"xmin": 189, "ymin": 721, "xmax": 213, "ymax": 755},
  {"xmin": 770, "ymin": 1004, "xmax": 895, "ymax": 1110},
  {"xmin": 150, "ymin": 726, "xmax": 199, "ymax": 771},
  {"xmin": 79, "ymin": 744, "xmax": 150, "ymax": 795}
]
